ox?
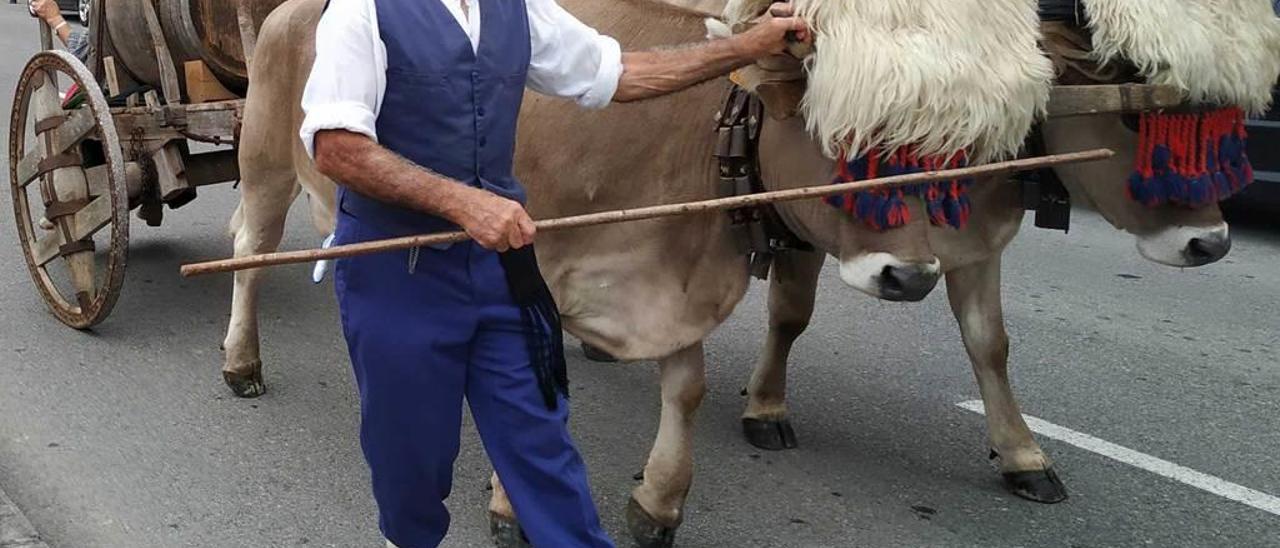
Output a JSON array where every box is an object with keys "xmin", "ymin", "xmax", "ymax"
[
  {"xmin": 221, "ymin": 0, "xmax": 1274, "ymax": 546},
  {"xmin": 730, "ymin": 0, "xmax": 1279, "ymax": 510}
]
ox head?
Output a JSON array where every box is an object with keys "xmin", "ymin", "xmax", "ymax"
[
  {"xmin": 1038, "ymin": 3, "xmax": 1280, "ymax": 268},
  {"xmin": 719, "ymin": 0, "xmax": 1052, "ymax": 301},
  {"xmin": 757, "ymin": 117, "xmax": 944, "ymax": 302},
  {"xmin": 1042, "ymin": 114, "xmax": 1231, "ymax": 267}
]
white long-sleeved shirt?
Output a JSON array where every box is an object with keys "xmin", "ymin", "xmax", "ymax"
[{"xmin": 299, "ymin": 0, "xmax": 624, "ymax": 158}]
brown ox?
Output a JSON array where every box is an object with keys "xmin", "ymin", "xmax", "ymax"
[
  {"xmin": 223, "ymin": 0, "xmax": 1252, "ymax": 546},
  {"xmin": 736, "ymin": 4, "xmax": 1276, "ymax": 511}
]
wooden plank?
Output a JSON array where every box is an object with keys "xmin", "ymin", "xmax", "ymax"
[
  {"xmin": 14, "ymin": 149, "xmax": 42, "ymax": 188},
  {"xmin": 51, "ymin": 108, "xmax": 97, "ymax": 154},
  {"xmin": 184, "ymin": 61, "xmax": 237, "ymax": 104},
  {"xmin": 140, "ymin": 0, "xmax": 182, "ymax": 104},
  {"xmin": 152, "ymin": 143, "xmax": 191, "ymax": 202},
  {"xmin": 1048, "ymin": 84, "xmax": 1185, "ymax": 118},
  {"xmin": 85, "ymin": 164, "xmax": 110, "ymax": 197},
  {"xmin": 236, "ymin": 0, "xmax": 259, "ymax": 68},
  {"xmin": 112, "ymin": 103, "xmax": 241, "ymax": 143},
  {"xmin": 111, "ymin": 99, "xmax": 244, "ymax": 116},
  {"xmin": 186, "ymin": 150, "xmax": 240, "ymax": 186},
  {"xmin": 103, "ymin": 56, "xmax": 122, "ymax": 98},
  {"xmin": 32, "ymin": 194, "xmax": 112, "ymax": 266}
]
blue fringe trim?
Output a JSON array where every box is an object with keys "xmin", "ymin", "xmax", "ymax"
[
  {"xmin": 825, "ymin": 150, "xmax": 974, "ymax": 231},
  {"xmin": 1128, "ymin": 108, "xmax": 1254, "ymax": 208}
]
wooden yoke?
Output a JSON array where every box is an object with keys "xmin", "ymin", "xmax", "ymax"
[{"xmin": 1047, "ymin": 84, "xmax": 1186, "ymax": 118}]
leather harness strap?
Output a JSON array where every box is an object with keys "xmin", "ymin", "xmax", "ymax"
[{"xmin": 714, "ymin": 84, "xmax": 813, "ymax": 280}]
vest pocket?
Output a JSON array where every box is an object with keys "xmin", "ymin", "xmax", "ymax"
[{"xmin": 386, "ymin": 67, "xmax": 451, "ymax": 88}]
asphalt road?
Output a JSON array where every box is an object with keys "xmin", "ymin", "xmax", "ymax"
[{"xmin": 2, "ymin": 6, "xmax": 1279, "ymax": 547}]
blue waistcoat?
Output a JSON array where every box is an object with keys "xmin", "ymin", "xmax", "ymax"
[{"xmin": 338, "ymin": 0, "xmax": 532, "ymax": 237}]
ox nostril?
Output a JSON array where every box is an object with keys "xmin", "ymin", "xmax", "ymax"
[
  {"xmin": 1186, "ymin": 235, "xmax": 1231, "ymax": 265},
  {"xmin": 880, "ymin": 265, "xmax": 904, "ymax": 294},
  {"xmin": 878, "ymin": 265, "xmax": 939, "ymax": 302}
]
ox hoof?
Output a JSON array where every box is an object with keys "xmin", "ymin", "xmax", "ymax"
[
  {"xmin": 626, "ymin": 496, "xmax": 679, "ymax": 548},
  {"xmin": 223, "ymin": 363, "xmax": 265, "ymax": 399},
  {"xmin": 580, "ymin": 342, "xmax": 619, "ymax": 363},
  {"xmin": 742, "ymin": 417, "xmax": 798, "ymax": 451},
  {"xmin": 488, "ymin": 511, "xmax": 530, "ymax": 548},
  {"xmin": 1003, "ymin": 468, "xmax": 1068, "ymax": 504}
]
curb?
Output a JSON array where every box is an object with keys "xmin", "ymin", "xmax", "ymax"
[{"xmin": 0, "ymin": 486, "xmax": 49, "ymax": 548}]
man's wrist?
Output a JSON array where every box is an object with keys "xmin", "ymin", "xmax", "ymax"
[
  {"xmin": 435, "ymin": 181, "xmax": 482, "ymax": 228},
  {"xmin": 724, "ymin": 33, "xmax": 757, "ymax": 63}
]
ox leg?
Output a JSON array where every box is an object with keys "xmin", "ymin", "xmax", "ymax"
[
  {"xmin": 742, "ymin": 250, "xmax": 824, "ymax": 451},
  {"xmin": 628, "ymin": 343, "xmax": 707, "ymax": 548},
  {"xmin": 487, "ymin": 473, "xmax": 531, "ymax": 548},
  {"xmin": 221, "ymin": 169, "xmax": 301, "ymax": 398},
  {"xmin": 945, "ymin": 256, "xmax": 1067, "ymax": 504}
]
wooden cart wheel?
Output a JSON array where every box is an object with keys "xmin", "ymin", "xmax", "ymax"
[{"xmin": 8, "ymin": 50, "xmax": 129, "ymax": 329}]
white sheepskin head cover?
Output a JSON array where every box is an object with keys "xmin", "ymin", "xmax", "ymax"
[
  {"xmin": 1085, "ymin": 0, "xmax": 1280, "ymax": 115},
  {"xmin": 723, "ymin": 0, "xmax": 1054, "ymax": 163}
]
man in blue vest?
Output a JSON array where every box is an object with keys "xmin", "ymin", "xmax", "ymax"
[{"xmin": 300, "ymin": 0, "xmax": 806, "ymax": 545}]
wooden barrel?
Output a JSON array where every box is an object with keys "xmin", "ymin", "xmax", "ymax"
[{"xmin": 103, "ymin": 0, "xmax": 286, "ymax": 96}]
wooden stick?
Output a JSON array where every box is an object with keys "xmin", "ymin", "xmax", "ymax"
[
  {"xmin": 180, "ymin": 148, "xmax": 1113, "ymax": 277},
  {"xmin": 38, "ymin": 17, "xmax": 53, "ymax": 52}
]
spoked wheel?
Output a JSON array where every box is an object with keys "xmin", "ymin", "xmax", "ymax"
[{"xmin": 9, "ymin": 50, "xmax": 129, "ymax": 329}]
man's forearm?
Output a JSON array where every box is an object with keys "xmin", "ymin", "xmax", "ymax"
[
  {"xmin": 614, "ymin": 38, "xmax": 756, "ymax": 103},
  {"xmin": 313, "ymin": 130, "xmax": 478, "ymax": 225}
]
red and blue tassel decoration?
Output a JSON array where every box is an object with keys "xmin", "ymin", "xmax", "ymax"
[
  {"xmin": 1127, "ymin": 107, "xmax": 1253, "ymax": 208},
  {"xmin": 824, "ymin": 146, "xmax": 974, "ymax": 230}
]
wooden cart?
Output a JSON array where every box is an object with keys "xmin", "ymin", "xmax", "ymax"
[{"xmin": 8, "ymin": 0, "xmax": 277, "ymax": 328}]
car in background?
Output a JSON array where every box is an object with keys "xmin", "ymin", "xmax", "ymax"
[
  {"xmin": 1224, "ymin": 89, "xmax": 1280, "ymax": 221},
  {"xmin": 56, "ymin": 0, "xmax": 89, "ymax": 24},
  {"xmin": 1221, "ymin": 3, "xmax": 1280, "ymax": 222}
]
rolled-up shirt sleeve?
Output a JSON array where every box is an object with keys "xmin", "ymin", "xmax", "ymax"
[
  {"xmin": 525, "ymin": 0, "xmax": 623, "ymax": 109},
  {"xmin": 299, "ymin": 0, "xmax": 387, "ymax": 159}
]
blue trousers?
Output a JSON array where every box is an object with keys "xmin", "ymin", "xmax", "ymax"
[{"xmin": 334, "ymin": 213, "xmax": 614, "ymax": 548}]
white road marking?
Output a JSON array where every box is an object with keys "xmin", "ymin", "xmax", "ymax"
[{"xmin": 956, "ymin": 400, "xmax": 1280, "ymax": 517}]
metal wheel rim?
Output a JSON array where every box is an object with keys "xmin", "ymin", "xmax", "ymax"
[{"xmin": 8, "ymin": 50, "xmax": 129, "ymax": 329}]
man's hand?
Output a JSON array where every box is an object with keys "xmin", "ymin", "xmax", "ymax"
[
  {"xmin": 613, "ymin": 3, "xmax": 809, "ymax": 103},
  {"xmin": 457, "ymin": 189, "xmax": 536, "ymax": 252},
  {"xmin": 733, "ymin": 3, "xmax": 810, "ymax": 59},
  {"xmin": 29, "ymin": 0, "xmax": 61, "ymax": 24}
]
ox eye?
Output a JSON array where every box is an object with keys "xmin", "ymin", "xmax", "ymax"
[{"xmin": 1122, "ymin": 114, "xmax": 1141, "ymax": 132}]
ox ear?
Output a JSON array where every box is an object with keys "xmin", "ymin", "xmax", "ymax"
[
  {"xmin": 732, "ymin": 64, "xmax": 806, "ymax": 120},
  {"xmin": 705, "ymin": 18, "xmax": 733, "ymax": 40}
]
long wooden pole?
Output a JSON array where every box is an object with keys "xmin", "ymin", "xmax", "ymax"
[{"xmin": 180, "ymin": 148, "xmax": 1113, "ymax": 277}]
